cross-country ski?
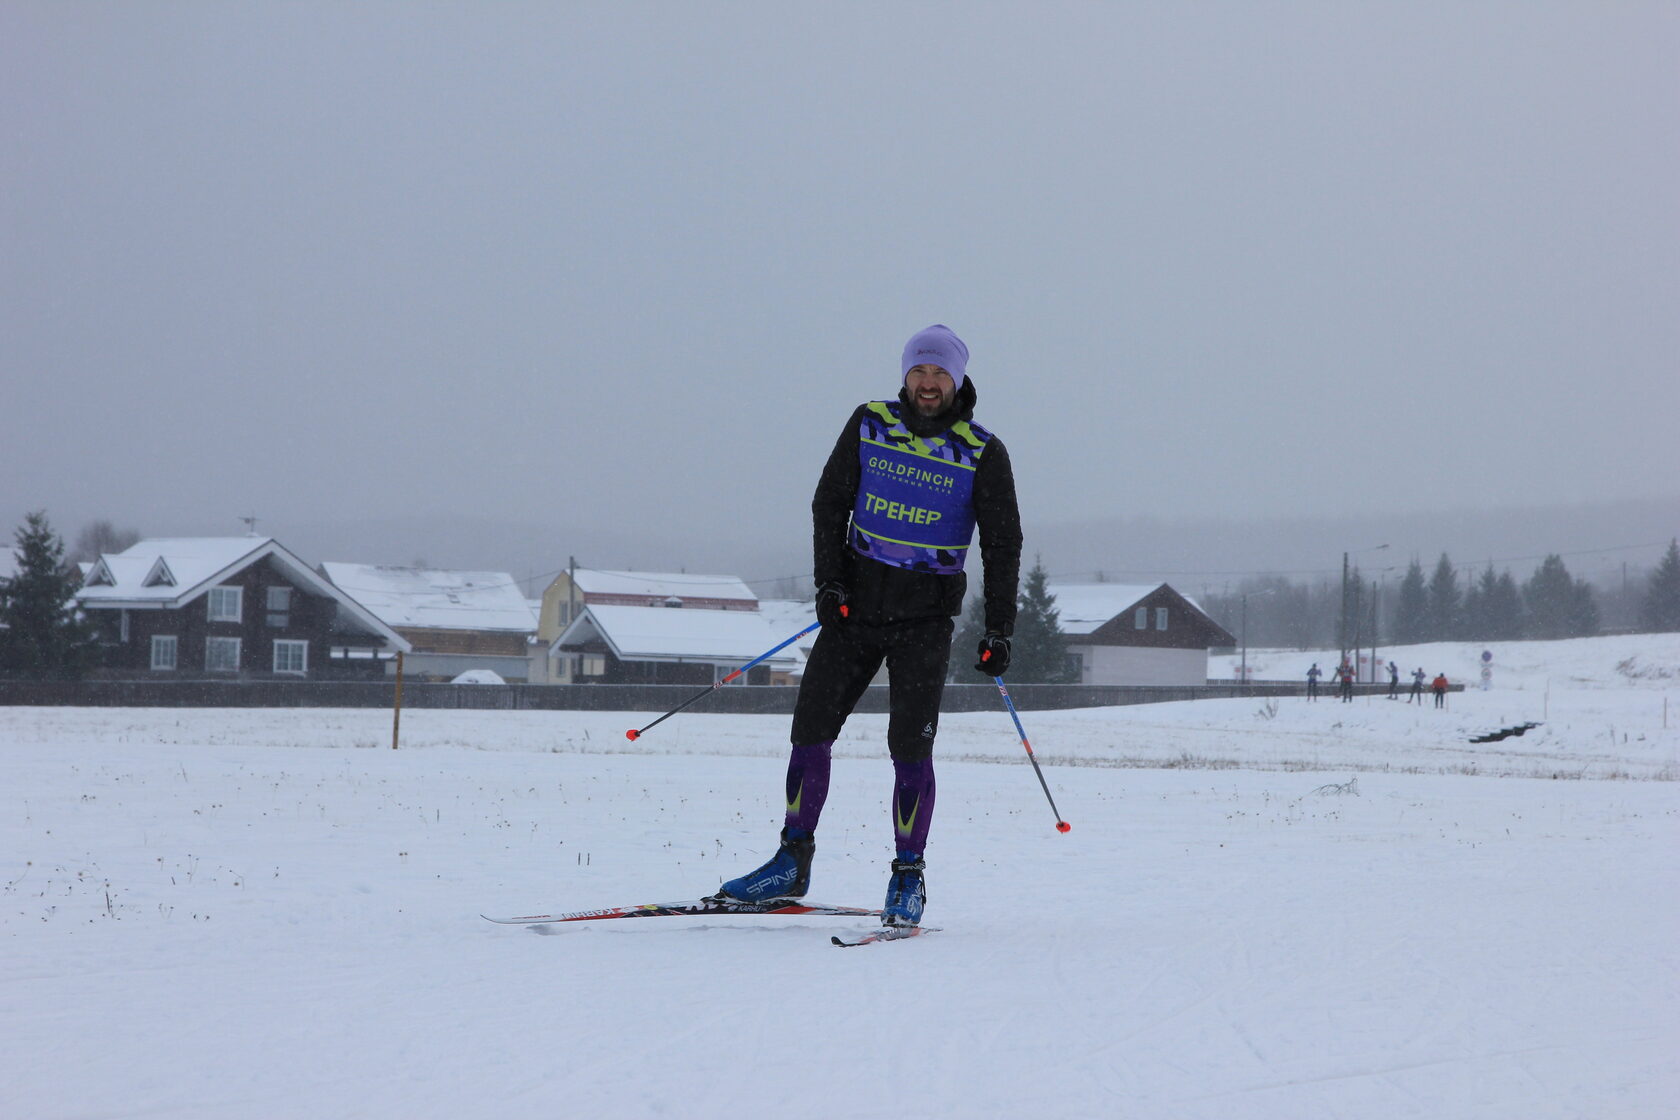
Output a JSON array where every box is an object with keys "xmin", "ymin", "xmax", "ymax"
[
  {"xmin": 482, "ymin": 898, "xmax": 881, "ymax": 925},
  {"xmin": 831, "ymin": 925, "xmax": 938, "ymax": 947}
]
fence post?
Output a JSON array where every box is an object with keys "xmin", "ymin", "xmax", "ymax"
[{"xmin": 392, "ymin": 650, "xmax": 404, "ymax": 750}]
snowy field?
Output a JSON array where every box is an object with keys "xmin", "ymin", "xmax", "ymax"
[{"xmin": 3, "ymin": 634, "xmax": 1677, "ymax": 1119}]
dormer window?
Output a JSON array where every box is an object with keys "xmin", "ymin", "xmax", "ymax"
[
  {"xmin": 143, "ymin": 558, "xmax": 176, "ymax": 587},
  {"xmin": 84, "ymin": 559, "xmax": 115, "ymax": 587}
]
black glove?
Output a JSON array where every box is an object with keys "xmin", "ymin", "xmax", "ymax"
[
  {"xmin": 815, "ymin": 582, "xmax": 849, "ymax": 628},
  {"xmin": 975, "ymin": 632, "xmax": 1011, "ymax": 676}
]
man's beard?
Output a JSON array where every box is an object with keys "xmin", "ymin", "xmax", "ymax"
[{"xmin": 912, "ymin": 392, "xmax": 952, "ymax": 417}]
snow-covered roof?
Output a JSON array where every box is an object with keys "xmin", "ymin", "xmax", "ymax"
[
  {"xmin": 320, "ymin": 563, "xmax": 537, "ymax": 633},
  {"xmin": 73, "ymin": 537, "xmax": 410, "ymax": 651},
  {"xmin": 572, "ymin": 568, "xmax": 757, "ymax": 604},
  {"xmin": 1048, "ymin": 583, "xmax": 1165, "ymax": 635},
  {"xmin": 79, "ymin": 538, "xmax": 281, "ymax": 603},
  {"xmin": 554, "ymin": 604, "xmax": 799, "ymax": 667}
]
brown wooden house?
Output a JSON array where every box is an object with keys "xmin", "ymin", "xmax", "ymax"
[{"xmin": 76, "ymin": 538, "xmax": 409, "ymax": 679}]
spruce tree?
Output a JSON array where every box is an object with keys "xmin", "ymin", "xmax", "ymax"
[
  {"xmin": 950, "ymin": 593, "xmax": 989, "ymax": 681},
  {"xmin": 1393, "ymin": 560, "xmax": 1429, "ymax": 644},
  {"xmin": 1642, "ymin": 539, "xmax": 1680, "ymax": 633},
  {"xmin": 1568, "ymin": 575, "xmax": 1600, "ymax": 638},
  {"xmin": 1488, "ymin": 571, "xmax": 1525, "ymax": 640},
  {"xmin": 1426, "ymin": 554, "xmax": 1461, "ymax": 641},
  {"xmin": 1009, "ymin": 562, "xmax": 1077, "ymax": 683},
  {"xmin": 1523, "ymin": 555, "xmax": 1579, "ymax": 640},
  {"xmin": 0, "ymin": 512, "xmax": 93, "ymax": 680},
  {"xmin": 1463, "ymin": 566, "xmax": 1492, "ymax": 640}
]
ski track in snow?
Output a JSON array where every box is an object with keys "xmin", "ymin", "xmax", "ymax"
[{"xmin": 2, "ymin": 633, "xmax": 1678, "ymax": 1118}]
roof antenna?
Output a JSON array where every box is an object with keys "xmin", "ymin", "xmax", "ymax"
[{"xmin": 239, "ymin": 514, "xmax": 259, "ymax": 537}]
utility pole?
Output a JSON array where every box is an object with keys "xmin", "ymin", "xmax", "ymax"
[
  {"xmin": 1341, "ymin": 544, "xmax": 1389, "ymax": 676},
  {"xmin": 1339, "ymin": 551, "xmax": 1350, "ymax": 675}
]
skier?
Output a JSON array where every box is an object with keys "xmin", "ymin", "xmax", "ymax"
[
  {"xmin": 1387, "ymin": 660, "xmax": 1400, "ymax": 699},
  {"xmin": 1409, "ymin": 667, "xmax": 1426, "ymax": 704},
  {"xmin": 1337, "ymin": 661, "xmax": 1355, "ymax": 702},
  {"xmin": 1432, "ymin": 672, "xmax": 1449, "ymax": 709},
  {"xmin": 1306, "ymin": 662, "xmax": 1321, "ymax": 700},
  {"xmin": 717, "ymin": 324, "xmax": 1022, "ymax": 928}
]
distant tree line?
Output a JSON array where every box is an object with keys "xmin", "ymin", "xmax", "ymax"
[{"xmin": 1198, "ymin": 541, "xmax": 1680, "ymax": 650}]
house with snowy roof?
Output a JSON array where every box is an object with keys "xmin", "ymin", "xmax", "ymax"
[
  {"xmin": 533, "ymin": 567, "xmax": 763, "ymax": 683},
  {"xmin": 550, "ymin": 601, "xmax": 799, "ymax": 686},
  {"xmin": 1050, "ymin": 582, "xmax": 1235, "ymax": 687},
  {"xmin": 74, "ymin": 537, "xmax": 409, "ymax": 679},
  {"xmin": 319, "ymin": 562, "xmax": 538, "ymax": 682}
]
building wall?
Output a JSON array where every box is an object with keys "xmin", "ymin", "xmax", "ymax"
[{"xmin": 1072, "ymin": 643, "xmax": 1209, "ymax": 687}]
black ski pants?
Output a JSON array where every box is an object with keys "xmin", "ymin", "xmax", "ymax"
[{"xmin": 791, "ymin": 615, "xmax": 954, "ymax": 763}]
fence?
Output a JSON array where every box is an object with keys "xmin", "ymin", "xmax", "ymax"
[{"xmin": 0, "ymin": 679, "xmax": 1440, "ymax": 713}]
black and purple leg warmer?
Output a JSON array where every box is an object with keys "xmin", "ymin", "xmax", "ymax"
[
  {"xmin": 891, "ymin": 756, "xmax": 936, "ymax": 858},
  {"xmin": 782, "ymin": 740, "xmax": 833, "ymax": 836}
]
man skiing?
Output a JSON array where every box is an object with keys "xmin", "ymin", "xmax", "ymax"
[
  {"xmin": 1387, "ymin": 660, "xmax": 1400, "ymax": 699},
  {"xmin": 717, "ymin": 324, "xmax": 1022, "ymax": 928},
  {"xmin": 1409, "ymin": 667, "xmax": 1427, "ymax": 704},
  {"xmin": 1306, "ymin": 663, "xmax": 1321, "ymax": 701},
  {"xmin": 1337, "ymin": 661, "xmax": 1355, "ymax": 702}
]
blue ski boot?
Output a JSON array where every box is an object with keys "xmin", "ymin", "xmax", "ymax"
[
  {"xmin": 882, "ymin": 855, "xmax": 926, "ymax": 927},
  {"xmin": 717, "ymin": 828, "xmax": 814, "ymax": 902}
]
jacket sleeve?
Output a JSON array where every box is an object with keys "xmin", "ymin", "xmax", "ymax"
[
  {"xmin": 973, "ymin": 436, "xmax": 1023, "ymax": 636},
  {"xmin": 811, "ymin": 406, "xmax": 865, "ymax": 589}
]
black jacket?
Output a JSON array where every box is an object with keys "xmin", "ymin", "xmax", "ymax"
[{"xmin": 811, "ymin": 377, "xmax": 1023, "ymax": 635}]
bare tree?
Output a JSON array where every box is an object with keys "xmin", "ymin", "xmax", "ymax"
[{"xmin": 70, "ymin": 520, "xmax": 141, "ymax": 566}]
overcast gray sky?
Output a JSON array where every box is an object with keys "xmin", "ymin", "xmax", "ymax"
[{"xmin": 4, "ymin": 2, "xmax": 1676, "ymax": 581}]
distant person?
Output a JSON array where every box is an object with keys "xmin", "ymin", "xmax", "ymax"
[
  {"xmin": 1306, "ymin": 662, "xmax": 1321, "ymax": 700},
  {"xmin": 1432, "ymin": 672, "xmax": 1449, "ymax": 709},
  {"xmin": 1337, "ymin": 661, "xmax": 1355, "ymax": 703},
  {"xmin": 1387, "ymin": 661, "xmax": 1400, "ymax": 699},
  {"xmin": 1409, "ymin": 667, "xmax": 1426, "ymax": 704}
]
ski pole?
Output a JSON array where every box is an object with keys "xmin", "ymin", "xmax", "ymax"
[
  {"xmin": 992, "ymin": 676, "xmax": 1071, "ymax": 833},
  {"xmin": 626, "ymin": 620, "xmax": 822, "ymax": 741}
]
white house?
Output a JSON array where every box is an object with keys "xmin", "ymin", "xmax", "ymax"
[
  {"xmin": 552, "ymin": 602, "xmax": 799, "ymax": 686},
  {"xmin": 1051, "ymin": 582, "xmax": 1235, "ymax": 686},
  {"xmin": 534, "ymin": 568, "xmax": 762, "ymax": 683}
]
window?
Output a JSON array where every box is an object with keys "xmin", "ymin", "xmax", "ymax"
[
  {"xmin": 582, "ymin": 653, "xmax": 606, "ymax": 676},
  {"xmin": 151, "ymin": 635, "xmax": 178, "ymax": 671},
  {"xmin": 273, "ymin": 640, "xmax": 307, "ymax": 675},
  {"xmin": 207, "ymin": 586, "xmax": 243, "ymax": 623},
  {"xmin": 206, "ymin": 637, "xmax": 241, "ymax": 672},
  {"xmin": 266, "ymin": 586, "xmax": 292, "ymax": 628},
  {"xmin": 1156, "ymin": 607, "xmax": 1169, "ymax": 631},
  {"xmin": 1134, "ymin": 607, "xmax": 1147, "ymax": 630}
]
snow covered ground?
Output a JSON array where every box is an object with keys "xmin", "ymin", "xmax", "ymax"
[{"xmin": 3, "ymin": 634, "xmax": 1676, "ymax": 1118}]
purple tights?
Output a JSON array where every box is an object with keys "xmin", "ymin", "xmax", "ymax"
[{"xmin": 782, "ymin": 741, "xmax": 936, "ymax": 858}]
